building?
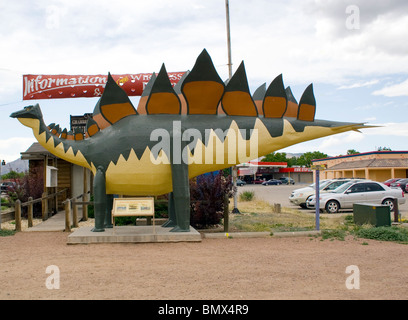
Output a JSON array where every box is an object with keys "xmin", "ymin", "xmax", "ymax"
[
  {"xmin": 312, "ymin": 151, "xmax": 408, "ymax": 182},
  {"xmin": 237, "ymin": 161, "xmax": 313, "ymax": 183},
  {"xmin": 21, "ymin": 143, "xmax": 92, "ymax": 209}
]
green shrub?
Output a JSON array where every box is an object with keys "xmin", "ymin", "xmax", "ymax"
[
  {"xmin": 355, "ymin": 226, "xmax": 408, "ymax": 243},
  {"xmin": 239, "ymin": 191, "xmax": 255, "ymax": 202},
  {"xmin": 0, "ymin": 229, "xmax": 16, "ymax": 237}
]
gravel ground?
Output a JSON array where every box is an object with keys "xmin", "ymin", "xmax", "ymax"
[{"xmin": 1, "ymin": 183, "xmax": 407, "ymax": 301}]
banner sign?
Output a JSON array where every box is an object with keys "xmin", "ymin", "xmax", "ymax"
[{"xmin": 23, "ymin": 72, "xmax": 186, "ymax": 100}]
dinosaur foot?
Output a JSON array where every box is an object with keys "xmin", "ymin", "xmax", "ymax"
[
  {"xmin": 162, "ymin": 219, "xmax": 176, "ymax": 228},
  {"xmin": 91, "ymin": 227, "xmax": 105, "ymax": 232},
  {"xmin": 170, "ymin": 225, "xmax": 190, "ymax": 233}
]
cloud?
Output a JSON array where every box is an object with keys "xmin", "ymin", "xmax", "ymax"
[
  {"xmin": 373, "ymin": 79, "xmax": 408, "ymax": 97},
  {"xmin": 338, "ymin": 80, "xmax": 379, "ymax": 90},
  {"xmin": 363, "ymin": 122, "xmax": 408, "ymax": 137},
  {"xmin": 0, "ymin": 137, "xmax": 35, "ymax": 162}
]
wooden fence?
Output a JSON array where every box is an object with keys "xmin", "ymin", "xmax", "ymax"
[
  {"xmin": 3, "ymin": 189, "xmax": 68, "ymax": 231},
  {"xmin": 62, "ymin": 192, "xmax": 92, "ymax": 232}
]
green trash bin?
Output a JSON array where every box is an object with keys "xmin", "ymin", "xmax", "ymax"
[{"xmin": 353, "ymin": 203, "xmax": 391, "ymax": 227}]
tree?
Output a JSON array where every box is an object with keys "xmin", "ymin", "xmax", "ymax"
[
  {"xmin": 347, "ymin": 149, "xmax": 359, "ymax": 155},
  {"xmin": 297, "ymin": 151, "xmax": 328, "ymax": 168},
  {"xmin": 262, "ymin": 152, "xmax": 288, "ymax": 163},
  {"xmin": 377, "ymin": 147, "xmax": 392, "ymax": 151}
]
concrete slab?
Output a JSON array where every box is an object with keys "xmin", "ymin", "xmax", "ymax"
[{"xmin": 67, "ymin": 225, "xmax": 202, "ymax": 244}]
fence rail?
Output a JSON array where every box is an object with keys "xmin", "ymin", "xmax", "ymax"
[
  {"xmin": 1, "ymin": 189, "xmax": 68, "ymax": 231},
  {"xmin": 62, "ymin": 191, "xmax": 92, "ymax": 232}
]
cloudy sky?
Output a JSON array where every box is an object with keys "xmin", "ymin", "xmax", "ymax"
[{"xmin": 1, "ymin": 0, "xmax": 407, "ymax": 162}]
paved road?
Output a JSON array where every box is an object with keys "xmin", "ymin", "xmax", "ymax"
[{"xmin": 238, "ymin": 183, "xmax": 408, "ymax": 217}]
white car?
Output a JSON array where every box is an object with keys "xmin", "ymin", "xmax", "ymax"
[
  {"xmin": 289, "ymin": 179, "xmax": 358, "ymax": 208},
  {"xmin": 306, "ymin": 180, "xmax": 406, "ymax": 213}
]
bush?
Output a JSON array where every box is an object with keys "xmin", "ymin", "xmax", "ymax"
[
  {"xmin": 355, "ymin": 226, "xmax": 408, "ymax": 243},
  {"xmin": 189, "ymin": 171, "xmax": 233, "ymax": 229},
  {"xmin": 5, "ymin": 167, "xmax": 43, "ymax": 217},
  {"xmin": 239, "ymin": 191, "xmax": 255, "ymax": 202}
]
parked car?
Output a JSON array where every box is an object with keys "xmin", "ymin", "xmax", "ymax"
[
  {"xmin": 306, "ymin": 180, "xmax": 406, "ymax": 213},
  {"xmin": 279, "ymin": 177, "xmax": 295, "ymax": 185},
  {"xmin": 383, "ymin": 178, "xmax": 402, "ymax": 187},
  {"xmin": 289, "ymin": 179, "xmax": 359, "ymax": 208},
  {"xmin": 262, "ymin": 179, "xmax": 283, "ymax": 186},
  {"xmin": 236, "ymin": 179, "xmax": 246, "ymax": 186},
  {"xmin": 390, "ymin": 178, "xmax": 408, "ymax": 193},
  {"xmin": 0, "ymin": 181, "xmax": 15, "ymax": 193}
]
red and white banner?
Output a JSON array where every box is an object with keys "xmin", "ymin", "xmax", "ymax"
[{"xmin": 23, "ymin": 72, "xmax": 186, "ymax": 100}]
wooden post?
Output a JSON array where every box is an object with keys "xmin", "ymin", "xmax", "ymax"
[
  {"xmin": 15, "ymin": 200, "xmax": 22, "ymax": 232},
  {"xmin": 82, "ymin": 168, "xmax": 88, "ymax": 221},
  {"xmin": 42, "ymin": 192, "xmax": 48, "ymax": 221},
  {"xmin": 72, "ymin": 200, "xmax": 78, "ymax": 228},
  {"xmin": 393, "ymin": 199, "xmax": 400, "ymax": 223},
  {"xmin": 223, "ymin": 194, "xmax": 229, "ymax": 233},
  {"xmin": 64, "ymin": 199, "xmax": 71, "ymax": 232},
  {"xmin": 28, "ymin": 197, "xmax": 33, "ymax": 228}
]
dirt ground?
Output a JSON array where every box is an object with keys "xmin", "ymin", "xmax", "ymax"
[{"xmin": 1, "ymin": 231, "xmax": 407, "ymax": 300}]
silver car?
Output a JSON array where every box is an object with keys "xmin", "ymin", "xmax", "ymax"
[{"xmin": 306, "ymin": 180, "xmax": 406, "ymax": 213}]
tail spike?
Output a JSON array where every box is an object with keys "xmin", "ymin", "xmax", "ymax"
[
  {"xmin": 51, "ymin": 124, "xmax": 61, "ymax": 136},
  {"xmin": 99, "ymin": 73, "xmax": 137, "ymax": 125},
  {"xmin": 181, "ymin": 49, "xmax": 225, "ymax": 115},
  {"xmin": 173, "ymin": 71, "xmax": 189, "ymax": 114},
  {"xmin": 253, "ymin": 83, "xmax": 266, "ymax": 116},
  {"xmin": 146, "ymin": 64, "xmax": 181, "ymax": 115},
  {"xmin": 60, "ymin": 128, "xmax": 68, "ymax": 140},
  {"xmin": 284, "ymin": 87, "xmax": 299, "ymax": 118},
  {"xmin": 221, "ymin": 61, "xmax": 258, "ymax": 117},
  {"xmin": 297, "ymin": 84, "xmax": 316, "ymax": 121},
  {"xmin": 86, "ymin": 117, "xmax": 100, "ymax": 137},
  {"xmin": 137, "ymin": 72, "xmax": 156, "ymax": 115},
  {"xmin": 263, "ymin": 74, "xmax": 287, "ymax": 118},
  {"xmin": 74, "ymin": 128, "xmax": 84, "ymax": 141}
]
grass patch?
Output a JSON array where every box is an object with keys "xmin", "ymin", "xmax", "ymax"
[
  {"xmin": 0, "ymin": 229, "xmax": 16, "ymax": 237},
  {"xmin": 228, "ymin": 199, "xmax": 408, "ymax": 244},
  {"xmin": 239, "ymin": 191, "xmax": 255, "ymax": 202},
  {"xmin": 355, "ymin": 226, "xmax": 408, "ymax": 244},
  {"xmin": 321, "ymin": 229, "xmax": 347, "ymax": 241}
]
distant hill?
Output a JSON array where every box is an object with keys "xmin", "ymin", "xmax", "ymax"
[{"xmin": 1, "ymin": 158, "xmax": 29, "ymax": 175}]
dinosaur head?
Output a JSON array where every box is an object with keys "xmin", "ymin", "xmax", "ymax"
[{"xmin": 10, "ymin": 103, "xmax": 43, "ymax": 128}]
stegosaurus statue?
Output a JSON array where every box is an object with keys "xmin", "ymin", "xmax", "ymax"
[{"xmin": 11, "ymin": 49, "xmax": 370, "ymax": 232}]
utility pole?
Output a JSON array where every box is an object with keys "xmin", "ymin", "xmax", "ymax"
[
  {"xmin": 0, "ymin": 160, "xmax": 5, "ymax": 230},
  {"xmin": 225, "ymin": 0, "xmax": 240, "ymax": 213}
]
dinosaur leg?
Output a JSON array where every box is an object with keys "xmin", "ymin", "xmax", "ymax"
[
  {"xmin": 162, "ymin": 192, "xmax": 177, "ymax": 228},
  {"xmin": 170, "ymin": 161, "xmax": 190, "ymax": 232},
  {"xmin": 104, "ymin": 194, "xmax": 114, "ymax": 228},
  {"xmin": 92, "ymin": 166, "xmax": 106, "ymax": 232}
]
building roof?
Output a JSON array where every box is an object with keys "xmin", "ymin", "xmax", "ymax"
[
  {"xmin": 313, "ymin": 150, "xmax": 408, "ymax": 162},
  {"xmin": 20, "ymin": 143, "xmax": 57, "ymax": 160},
  {"xmin": 328, "ymin": 159, "xmax": 408, "ymax": 170}
]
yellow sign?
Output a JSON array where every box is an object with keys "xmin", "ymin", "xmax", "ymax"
[
  {"xmin": 311, "ymin": 164, "xmax": 327, "ymax": 171},
  {"xmin": 113, "ymin": 197, "xmax": 154, "ymax": 217}
]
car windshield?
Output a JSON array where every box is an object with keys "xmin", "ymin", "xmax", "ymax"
[
  {"xmin": 309, "ymin": 180, "xmax": 331, "ymax": 189},
  {"xmin": 332, "ymin": 182, "xmax": 354, "ymax": 193}
]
